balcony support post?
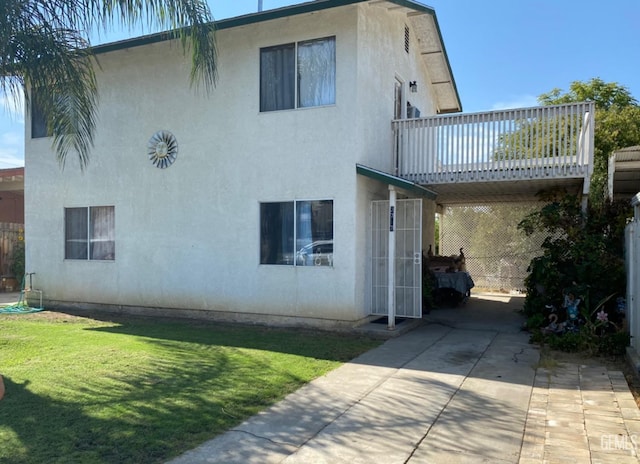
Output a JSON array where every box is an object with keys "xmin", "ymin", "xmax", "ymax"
[{"xmin": 387, "ymin": 185, "xmax": 396, "ymax": 330}]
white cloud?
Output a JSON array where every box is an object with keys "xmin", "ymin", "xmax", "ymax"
[
  {"xmin": 0, "ymin": 89, "xmax": 26, "ymax": 168},
  {"xmin": 0, "ymin": 128, "xmax": 25, "ymax": 168},
  {"xmin": 491, "ymin": 95, "xmax": 539, "ymax": 111},
  {"xmin": 2, "ymin": 131, "xmax": 23, "ymax": 147},
  {"xmin": 1, "ymin": 91, "xmax": 25, "ymax": 124},
  {"xmin": 0, "ymin": 132, "xmax": 24, "ymax": 169},
  {"xmin": 0, "ymin": 147, "xmax": 25, "ymax": 168}
]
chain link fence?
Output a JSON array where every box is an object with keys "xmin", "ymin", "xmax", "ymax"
[{"xmin": 438, "ymin": 202, "xmax": 547, "ymax": 293}]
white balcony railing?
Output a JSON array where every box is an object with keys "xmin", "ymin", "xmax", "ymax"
[{"xmin": 393, "ymin": 102, "xmax": 595, "ymax": 186}]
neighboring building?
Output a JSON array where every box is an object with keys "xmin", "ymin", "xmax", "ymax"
[
  {"xmin": 25, "ymin": 0, "xmax": 459, "ymax": 327},
  {"xmin": 618, "ymin": 147, "xmax": 640, "ymax": 368},
  {"xmin": 0, "ymin": 168, "xmax": 24, "ymax": 283},
  {"xmin": 627, "ymin": 194, "xmax": 640, "ymax": 363},
  {"xmin": 0, "ymin": 168, "xmax": 24, "ymax": 225}
]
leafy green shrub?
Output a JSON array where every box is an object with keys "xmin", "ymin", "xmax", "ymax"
[
  {"xmin": 525, "ymin": 313, "xmax": 545, "ymax": 331},
  {"xmin": 547, "ymin": 331, "xmax": 584, "ymax": 352},
  {"xmin": 530, "ymin": 291, "xmax": 629, "ymax": 356},
  {"xmin": 528, "ymin": 329, "xmax": 546, "ymax": 345},
  {"xmin": 598, "ymin": 331, "xmax": 631, "ymax": 356},
  {"xmin": 10, "ymin": 241, "xmax": 25, "ymax": 283},
  {"xmin": 520, "ymin": 79, "xmax": 640, "ymax": 356},
  {"xmin": 520, "ymin": 194, "xmax": 631, "ymax": 356},
  {"xmin": 519, "ymin": 194, "xmax": 628, "ymax": 317}
]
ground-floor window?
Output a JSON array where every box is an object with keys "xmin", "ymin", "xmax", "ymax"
[
  {"xmin": 65, "ymin": 206, "xmax": 115, "ymax": 260},
  {"xmin": 260, "ymin": 200, "xmax": 333, "ymax": 266}
]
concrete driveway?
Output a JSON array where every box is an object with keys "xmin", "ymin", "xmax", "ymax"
[{"xmin": 169, "ymin": 294, "xmax": 640, "ymax": 464}]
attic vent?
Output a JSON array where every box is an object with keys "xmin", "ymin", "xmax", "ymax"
[{"xmin": 404, "ymin": 25, "xmax": 410, "ymax": 53}]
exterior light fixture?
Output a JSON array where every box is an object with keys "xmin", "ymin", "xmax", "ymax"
[{"xmin": 409, "ymin": 81, "xmax": 417, "ymax": 93}]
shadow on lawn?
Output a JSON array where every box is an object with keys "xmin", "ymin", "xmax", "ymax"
[
  {"xmin": 1, "ymin": 316, "xmax": 379, "ymax": 464},
  {"xmin": 1, "ymin": 375, "xmax": 143, "ymax": 463},
  {"xmin": 85, "ymin": 314, "xmax": 378, "ymax": 362},
  {"xmin": 1, "ymin": 350, "xmax": 305, "ymax": 463}
]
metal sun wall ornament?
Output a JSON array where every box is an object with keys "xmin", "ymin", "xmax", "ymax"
[{"xmin": 148, "ymin": 130, "xmax": 178, "ymax": 169}]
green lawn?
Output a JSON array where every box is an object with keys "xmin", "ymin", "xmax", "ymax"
[{"xmin": 0, "ymin": 311, "xmax": 381, "ymax": 464}]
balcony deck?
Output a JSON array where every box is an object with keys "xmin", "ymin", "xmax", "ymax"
[{"xmin": 392, "ymin": 102, "xmax": 594, "ymax": 204}]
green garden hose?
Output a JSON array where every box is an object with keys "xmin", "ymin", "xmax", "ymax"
[{"xmin": 0, "ymin": 274, "xmax": 44, "ymax": 314}]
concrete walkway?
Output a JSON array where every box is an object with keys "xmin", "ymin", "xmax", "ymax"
[
  {"xmin": 0, "ymin": 292, "xmax": 21, "ymax": 305},
  {"xmin": 169, "ymin": 294, "xmax": 640, "ymax": 464}
]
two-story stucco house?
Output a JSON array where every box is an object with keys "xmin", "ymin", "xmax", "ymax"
[{"xmin": 25, "ymin": 0, "xmax": 462, "ymax": 328}]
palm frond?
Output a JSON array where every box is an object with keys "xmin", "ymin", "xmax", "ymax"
[
  {"xmin": 1, "ymin": 0, "xmax": 218, "ymax": 168},
  {"xmin": 90, "ymin": 0, "xmax": 218, "ymax": 90},
  {"xmin": 19, "ymin": 23, "xmax": 98, "ymax": 168}
]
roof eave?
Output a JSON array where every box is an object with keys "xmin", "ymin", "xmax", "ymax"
[
  {"xmin": 91, "ymin": 0, "xmax": 365, "ymax": 55},
  {"xmin": 90, "ymin": 0, "xmax": 461, "ymax": 113}
]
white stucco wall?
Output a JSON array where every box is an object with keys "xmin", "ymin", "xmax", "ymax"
[
  {"xmin": 351, "ymin": 4, "xmax": 440, "ymax": 314},
  {"xmin": 25, "ymin": 3, "xmax": 444, "ymax": 325},
  {"xmin": 354, "ymin": 4, "xmax": 437, "ymax": 172}
]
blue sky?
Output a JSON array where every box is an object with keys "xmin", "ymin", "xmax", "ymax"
[{"xmin": 1, "ymin": 0, "xmax": 638, "ymax": 168}]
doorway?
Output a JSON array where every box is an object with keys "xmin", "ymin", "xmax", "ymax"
[{"xmin": 370, "ymin": 198, "xmax": 423, "ymax": 318}]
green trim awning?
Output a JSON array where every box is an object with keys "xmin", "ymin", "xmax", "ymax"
[{"xmin": 356, "ymin": 164, "xmax": 437, "ymax": 200}]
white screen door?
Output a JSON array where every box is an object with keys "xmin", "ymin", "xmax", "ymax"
[{"xmin": 370, "ymin": 198, "xmax": 422, "ymax": 318}]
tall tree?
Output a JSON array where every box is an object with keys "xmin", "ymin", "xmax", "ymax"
[
  {"xmin": 538, "ymin": 78, "xmax": 640, "ymax": 203},
  {"xmin": 0, "ymin": 0, "xmax": 217, "ymax": 168},
  {"xmin": 517, "ymin": 79, "xmax": 638, "ymax": 321}
]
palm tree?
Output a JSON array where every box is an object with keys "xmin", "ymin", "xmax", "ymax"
[{"xmin": 0, "ymin": 0, "xmax": 217, "ymax": 168}]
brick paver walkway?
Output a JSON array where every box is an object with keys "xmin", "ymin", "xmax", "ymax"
[{"xmin": 520, "ymin": 363, "xmax": 640, "ymax": 464}]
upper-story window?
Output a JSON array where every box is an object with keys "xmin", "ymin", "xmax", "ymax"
[
  {"xmin": 31, "ymin": 98, "xmax": 50, "ymax": 138},
  {"xmin": 260, "ymin": 36, "xmax": 336, "ymax": 112}
]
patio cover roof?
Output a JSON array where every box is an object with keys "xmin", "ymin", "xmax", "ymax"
[{"xmin": 609, "ymin": 146, "xmax": 640, "ymax": 200}]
